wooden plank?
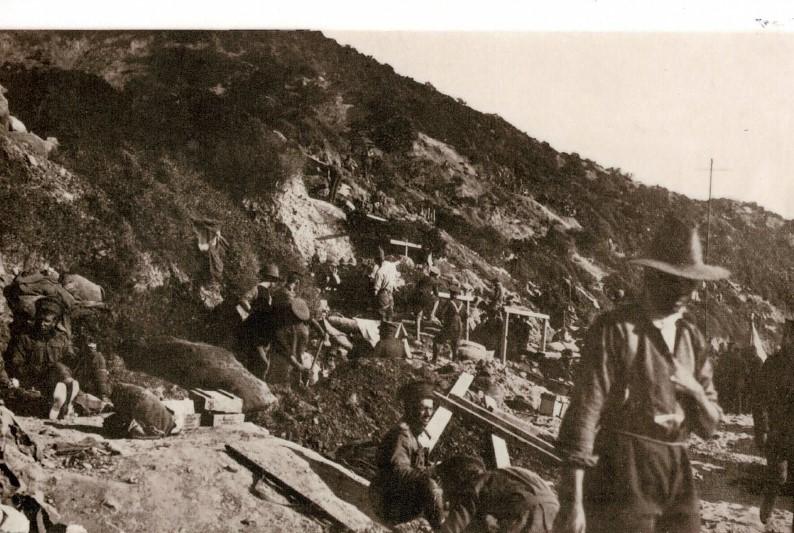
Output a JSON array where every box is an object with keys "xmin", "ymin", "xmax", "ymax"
[
  {"xmin": 503, "ymin": 305, "xmax": 550, "ymax": 320},
  {"xmin": 437, "ymin": 291, "xmax": 474, "ymax": 302},
  {"xmin": 417, "ymin": 373, "xmax": 473, "ymax": 451},
  {"xmin": 317, "ymin": 232, "xmax": 349, "ymax": 241},
  {"xmin": 417, "ymin": 406, "xmax": 452, "ymax": 451},
  {"xmin": 366, "ymin": 213, "xmax": 388, "ymax": 222},
  {"xmin": 226, "ymin": 444, "xmax": 359, "ymax": 532},
  {"xmin": 433, "ymin": 393, "xmax": 561, "ymax": 464},
  {"xmin": 491, "ymin": 435, "xmax": 511, "ymax": 468},
  {"xmin": 449, "ymin": 372, "xmax": 475, "ymax": 397},
  {"xmin": 389, "ymin": 239, "xmax": 422, "ymax": 249}
]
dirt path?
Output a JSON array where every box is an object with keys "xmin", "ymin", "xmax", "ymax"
[{"xmin": 691, "ymin": 414, "xmax": 792, "ymax": 533}]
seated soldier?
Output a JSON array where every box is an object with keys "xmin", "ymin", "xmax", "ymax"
[
  {"xmin": 2, "ymin": 297, "xmax": 80, "ymax": 419},
  {"xmin": 372, "ymin": 321, "xmax": 412, "ymax": 359},
  {"xmin": 72, "ymin": 326, "xmax": 113, "ymax": 408},
  {"xmin": 370, "ymin": 381, "xmax": 443, "ymax": 528},
  {"xmin": 435, "ymin": 455, "xmax": 559, "ymax": 533}
]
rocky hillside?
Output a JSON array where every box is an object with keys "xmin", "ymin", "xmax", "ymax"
[{"xmin": 0, "ymin": 30, "xmax": 791, "ymax": 353}]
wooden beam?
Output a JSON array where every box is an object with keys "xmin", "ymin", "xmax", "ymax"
[
  {"xmin": 449, "ymin": 373, "xmax": 556, "ymax": 443},
  {"xmin": 503, "ymin": 305, "xmax": 550, "ymax": 321},
  {"xmin": 366, "ymin": 213, "xmax": 388, "ymax": 223},
  {"xmin": 317, "ymin": 233, "xmax": 349, "ymax": 241},
  {"xmin": 389, "ymin": 239, "xmax": 422, "ymax": 249},
  {"xmin": 437, "ymin": 292, "xmax": 474, "ymax": 302},
  {"xmin": 433, "ymin": 393, "xmax": 561, "ymax": 464},
  {"xmin": 226, "ymin": 444, "xmax": 357, "ymax": 531}
]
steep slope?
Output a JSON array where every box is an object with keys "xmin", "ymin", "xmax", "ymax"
[{"xmin": 0, "ymin": 30, "xmax": 790, "ymax": 353}]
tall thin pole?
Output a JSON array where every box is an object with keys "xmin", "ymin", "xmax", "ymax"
[
  {"xmin": 705, "ymin": 158, "xmax": 713, "ymax": 261},
  {"xmin": 704, "ymin": 158, "xmax": 714, "ymax": 339}
]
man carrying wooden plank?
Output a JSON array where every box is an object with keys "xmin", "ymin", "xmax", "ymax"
[
  {"xmin": 370, "ymin": 381, "xmax": 443, "ymax": 528},
  {"xmin": 554, "ymin": 216, "xmax": 725, "ymax": 533},
  {"xmin": 435, "ymin": 455, "xmax": 559, "ymax": 533}
]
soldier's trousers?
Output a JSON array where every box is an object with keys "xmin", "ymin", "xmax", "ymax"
[{"xmin": 584, "ymin": 431, "xmax": 700, "ymax": 533}]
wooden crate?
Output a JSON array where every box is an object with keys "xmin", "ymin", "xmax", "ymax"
[
  {"xmin": 202, "ymin": 412, "xmax": 246, "ymax": 427},
  {"xmin": 183, "ymin": 413, "xmax": 202, "ymax": 430},
  {"xmin": 539, "ymin": 393, "xmax": 569, "ymax": 418},
  {"xmin": 190, "ymin": 389, "xmax": 243, "ymax": 414}
]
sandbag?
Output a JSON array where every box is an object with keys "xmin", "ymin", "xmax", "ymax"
[
  {"xmin": 62, "ymin": 274, "xmax": 104, "ymax": 303},
  {"xmin": 105, "ymin": 383, "xmax": 176, "ymax": 439},
  {"xmin": 139, "ymin": 337, "xmax": 277, "ymax": 412},
  {"xmin": 457, "ymin": 340, "xmax": 490, "ymax": 361}
]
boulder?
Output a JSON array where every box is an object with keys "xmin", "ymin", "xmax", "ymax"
[
  {"xmin": 9, "ymin": 115, "xmax": 26, "ymax": 133},
  {"xmin": 138, "ymin": 337, "xmax": 277, "ymax": 412},
  {"xmin": 7, "ymin": 132, "xmax": 59, "ymax": 159}
]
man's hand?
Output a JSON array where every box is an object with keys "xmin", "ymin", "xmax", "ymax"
[
  {"xmin": 670, "ymin": 358, "xmax": 704, "ymax": 399},
  {"xmin": 553, "ymin": 502, "xmax": 586, "ymax": 533}
]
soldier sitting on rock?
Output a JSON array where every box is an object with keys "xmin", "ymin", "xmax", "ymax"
[
  {"xmin": 370, "ymin": 381, "xmax": 443, "ymax": 528},
  {"xmin": 2, "ymin": 297, "xmax": 80, "ymax": 420}
]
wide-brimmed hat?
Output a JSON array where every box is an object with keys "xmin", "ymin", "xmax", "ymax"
[
  {"xmin": 260, "ymin": 263, "xmax": 281, "ymax": 281},
  {"xmin": 629, "ymin": 215, "xmax": 730, "ymax": 281},
  {"xmin": 290, "ymin": 298, "xmax": 311, "ymax": 322}
]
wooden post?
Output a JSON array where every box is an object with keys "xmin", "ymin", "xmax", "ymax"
[
  {"xmin": 501, "ymin": 311, "xmax": 510, "ymax": 363},
  {"xmin": 540, "ymin": 318, "xmax": 548, "ymax": 352},
  {"xmin": 465, "ymin": 299, "xmax": 471, "ymax": 341}
]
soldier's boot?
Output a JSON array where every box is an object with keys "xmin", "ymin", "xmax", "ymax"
[{"xmin": 760, "ymin": 491, "xmax": 776, "ymax": 524}]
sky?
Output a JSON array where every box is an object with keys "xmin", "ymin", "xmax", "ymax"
[{"xmin": 326, "ymin": 32, "xmax": 794, "ymax": 219}]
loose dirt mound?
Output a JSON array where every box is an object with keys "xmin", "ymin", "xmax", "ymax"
[{"xmin": 256, "ymin": 357, "xmax": 558, "ymax": 481}]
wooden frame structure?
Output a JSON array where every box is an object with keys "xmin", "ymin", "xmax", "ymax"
[
  {"xmin": 500, "ymin": 305, "xmax": 550, "ymax": 363},
  {"xmin": 389, "ymin": 238, "xmax": 422, "ymax": 258}
]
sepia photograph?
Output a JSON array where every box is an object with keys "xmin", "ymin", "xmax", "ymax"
[{"xmin": 0, "ymin": 3, "xmax": 793, "ymax": 531}]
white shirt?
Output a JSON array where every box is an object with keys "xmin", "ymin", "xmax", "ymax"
[
  {"xmin": 373, "ymin": 261, "xmax": 398, "ymax": 294},
  {"xmin": 650, "ymin": 309, "xmax": 685, "ymax": 354}
]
